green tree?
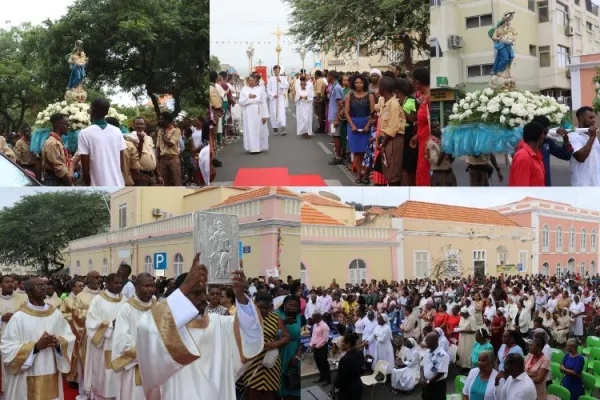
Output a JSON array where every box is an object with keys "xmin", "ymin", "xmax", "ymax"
[
  {"xmin": 0, "ymin": 191, "xmax": 111, "ymax": 276},
  {"xmin": 37, "ymin": 0, "xmax": 208, "ymax": 118},
  {"xmin": 210, "ymin": 55, "xmax": 221, "ymax": 71},
  {"xmin": 284, "ymin": 0, "xmax": 429, "ymax": 70}
]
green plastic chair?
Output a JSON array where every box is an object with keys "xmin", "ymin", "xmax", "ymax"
[
  {"xmin": 578, "ymin": 396, "xmax": 598, "ymax": 400},
  {"xmin": 547, "ymin": 384, "xmax": 571, "ymax": 400},
  {"xmin": 455, "ymin": 375, "xmax": 467, "ymax": 394},
  {"xmin": 552, "ymin": 348, "xmax": 565, "ymax": 364},
  {"xmin": 552, "ymin": 362, "xmax": 564, "ymax": 385},
  {"xmin": 592, "ymin": 360, "xmax": 600, "ymax": 389},
  {"xmin": 582, "ymin": 371, "xmax": 596, "ymax": 396},
  {"xmin": 584, "ymin": 336, "xmax": 600, "ymax": 356},
  {"xmin": 589, "ymin": 348, "xmax": 600, "ymax": 371}
]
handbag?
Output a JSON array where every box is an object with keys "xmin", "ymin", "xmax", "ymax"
[
  {"xmin": 262, "ymin": 348, "xmax": 279, "ymax": 369},
  {"xmin": 284, "ymin": 367, "xmax": 301, "ymax": 390}
]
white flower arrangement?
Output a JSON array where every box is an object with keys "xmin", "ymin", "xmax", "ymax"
[
  {"xmin": 35, "ymin": 101, "xmax": 127, "ymax": 131},
  {"xmin": 174, "ymin": 110, "xmax": 187, "ymax": 123},
  {"xmin": 449, "ymin": 89, "xmax": 571, "ymax": 129}
]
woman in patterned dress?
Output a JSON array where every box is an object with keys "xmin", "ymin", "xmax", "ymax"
[{"xmin": 243, "ymin": 293, "xmax": 291, "ymax": 399}]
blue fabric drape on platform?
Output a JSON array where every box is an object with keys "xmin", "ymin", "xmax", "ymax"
[
  {"xmin": 31, "ymin": 125, "xmax": 129, "ymax": 154},
  {"xmin": 441, "ymin": 123, "xmax": 523, "ymax": 157}
]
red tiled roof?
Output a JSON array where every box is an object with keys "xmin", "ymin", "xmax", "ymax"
[
  {"xmin": 301, "ymin": 203, "xmax": 345, "ymax": 225},
  {"xmin": 218, "ymin": 187, "xmax": 299, "ymax": 206},
  {"xmin": 392, "ymin": 201, "xmax": 519, "ymax": 227}
]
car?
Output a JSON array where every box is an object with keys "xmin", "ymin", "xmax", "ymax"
[{"xmin": 0, "ymin": 152, "xmax": 41, "ymax": 186}]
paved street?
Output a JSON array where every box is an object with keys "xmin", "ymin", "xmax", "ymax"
[{"xmin": 214, "ymin": 103, "xmax": 573, "ymax": 187}]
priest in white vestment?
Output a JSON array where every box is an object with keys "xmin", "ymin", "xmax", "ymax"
[
  {"xmin": 240, "ymin": 75, "xmax": 269, "ymax": 153},
  {"xmin": 267, "ymin": 65, "xmax": 290, "ymax": 134},
  {"xmin": 73, "ymin": 271, "xmax": 101, "ymax": 400},
  {"xmin": 0, "ymin": 275, "xmax": 27, "ymax": 394},
  {"xmin": 111, "ymin": 273, "xmax": 158, "ymax": 400},
  {"xmin": 137, "ymin": 253, "xmax": 264, "ymax": 400},
  {"xmin": 83, "ymin": 274, "xmax": 127, "ymax": 400},
  {"xmin": 296, "ymin": 77, "xmax": 314, "ymax": 137},
  {"xmin": 1, "ymin": 277, "xmax": 75, "ymax": 400}
]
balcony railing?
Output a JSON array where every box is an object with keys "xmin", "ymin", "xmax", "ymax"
[
  {"xmin": 70, "ymin": 213, "xmax": 194, "ymax": 250},
  {"xmin": 586, "ymin": 0, "xmax": 599, "ymax": 16},
  {"xmin": 302, "ymin": 224, "xmax": 395, "ymax": 241}
]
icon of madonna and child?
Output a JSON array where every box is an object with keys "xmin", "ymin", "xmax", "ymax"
[
  {"xmin": 65, "ymin": 40, "xmax": 88, "ymax": 103},
  {"xmin": 489, "ymin": 11, "xmax": 517, "ymax": 90}
]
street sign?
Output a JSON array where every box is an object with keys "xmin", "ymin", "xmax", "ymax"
[
  {"xmin": 153, "ymin": 252, "xmax": 167, "ymax": 270},
  {"xmin": 243, "ymin": 246, "xmax": 251, "ymax": 254}
]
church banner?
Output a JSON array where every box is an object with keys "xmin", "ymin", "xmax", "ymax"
[
  {"xmin": 496, "ymin": 264, "xmax": 519, "ymax": 274},
  {"xmin": 255, "ymin": 66, "xmax": 267, "ymax": 83}
]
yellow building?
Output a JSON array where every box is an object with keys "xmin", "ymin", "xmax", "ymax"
[
  {"xmin": 301, "ymin": 196, "xmax": 535, "ymax": 287},
  {"xmin": 430, "ymin": 0, "xmax": 600, "ymax": 124},
  {"xmin": 68, "ymin": 187, "xmax": 301, "ymax": 280}
]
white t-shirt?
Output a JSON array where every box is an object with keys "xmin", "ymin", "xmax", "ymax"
[
  {"xmin": 569, "ymin": 131, "xmax": 600, "ymax": 186},
  {"xmin": 77, "ymin": 124, "xmax": 126, "ymax": 186},
  {"xmin": 191, "ymin": 127, "xmax": 204, "ymax": 149}
]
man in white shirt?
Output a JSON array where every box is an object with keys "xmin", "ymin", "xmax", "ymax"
[
  {"xmin": 497, "ymin": 353, "xmax": 537, "ymax": 400},
  {"xmin": 118, "ymin": 263, "xmax": 136, "ymax": 299},
  {"xmin": 78, "ymin": 97, "xmax": 127, "ymax": 186},
  {"xmin": 305, "ymin": 294, "xmax": 321, "ymax": 323},
  {"xmin": 267, "ymin": 65, "xmax": 289, "ymax": 135},
  {"xmin": 421, "ymin": 332, "xmax": 449, "ymax": 400},
  {"xmin": 569, "ymin": 106, "xmax": 599, "ymax": 186}
]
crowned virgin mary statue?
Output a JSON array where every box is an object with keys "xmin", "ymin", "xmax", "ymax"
[
  {"xmin": 65, "ymin": 40, "xmax": 88, "ymax": 103},
  {"xmin": 489, "ymin": 12, "xmax": 517, "ymax": 90}
]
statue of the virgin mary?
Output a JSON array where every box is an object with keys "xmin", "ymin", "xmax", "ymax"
[
  {"xmin": 489, "ymin": 12, "xmax": 517, "ymax": 90},
  {"xmin": 65, "ymin": 40, "xmax": 88, "ymax": 102}
]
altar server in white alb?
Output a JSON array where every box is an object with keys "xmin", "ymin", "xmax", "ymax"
[
  {"xmin": 136, "ymin": 253, "xmax": 264, "ymax": 400},
  {"xmin": 267, "ymin": 65, "xmax": 290, "ymax": 135},
  {"xmin": 239, "ymin": 75, "xmax": 269, "ymax": 153},
  {"xmin": 296, "ymin": 77, "xmax": 314, "ymax": 138},
  {"xmin": 1, "ymin": 277, "xmax": 76, "ymax": 400},
  {"xmin": 83, "ymin": 273, "xmax": 127, "ymax": 399},
  {"xmin": 111, "ymin": 273, "xmax": 158, "ymax": 400}
]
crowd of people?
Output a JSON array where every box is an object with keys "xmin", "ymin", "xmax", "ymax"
[
  {"xmin": 300, "ymin": 273, "xmax": 600, "ymax": 399},
  {"xmin": 0, "ymin": 258, "xmax": 303, "ymax": 400},
  {"xmin": 1, "ymin": 98, "xmax": 213, "ymax": 187}
]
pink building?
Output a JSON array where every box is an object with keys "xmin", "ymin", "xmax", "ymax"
[
  {"xmin": 569, "ymin": 53, "xmax": 600, "ymax": 113},
  {"xmin": 492, "ymin": 198, "xmax": 600, "ymax": 277}
]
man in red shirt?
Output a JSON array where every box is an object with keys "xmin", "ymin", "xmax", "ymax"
[{"xmin": 509, "ymin": 121, "xmax": 545, "ymax": 186}]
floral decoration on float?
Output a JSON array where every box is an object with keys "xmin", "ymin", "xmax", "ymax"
[
  {"xmin": 30, "ymin": 101, "xmax": 128, "ymax": 154},
  {"xmin": 441, "ymin": 88, "xmax": 573, "ymax": 157}
]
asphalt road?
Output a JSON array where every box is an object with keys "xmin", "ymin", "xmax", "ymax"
[{"xmin": 213, "ymin": 102, "xmax": 573, "ymax": 187}]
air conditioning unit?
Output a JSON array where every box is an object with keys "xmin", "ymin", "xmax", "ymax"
[
  {"xmin": 448, "ymin": 35, "xmax": 464, "ymax": 49},
  {"xmin": 152, "ymin": 208, "xmax": 162, "ymax": 217},
  {"xmin": 565, "ymin": 25, "xmax": 575, "ymax": 36}
]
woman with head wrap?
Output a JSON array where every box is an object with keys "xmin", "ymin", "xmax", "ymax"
[
  {"xmin": 364, "ymin": 313, "xmax": 394, "ymax": 374},
  {"xmin": 456, "ymin": 307, "xmax": 478, "ymax": 370},
  {"xmin": 435, "ymin": 327, "xmax": 450, "ymax": 354},
  {"xmin": 391, "ymin": 337, "xmax": 420, "ymax": 392},
  {"xmin": 472, "ymin": 328, "xmax": 494, "ymax": 368}
]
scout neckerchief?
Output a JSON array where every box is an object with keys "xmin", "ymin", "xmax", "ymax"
[
  {"xmin": 92, "ymin": 119, "xmax": 108, "ymax": 129},
  {"xmin": 49, "ymin": 132, "xmax": 70, "ymax": 168}
]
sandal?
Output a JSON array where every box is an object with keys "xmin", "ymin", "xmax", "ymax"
[
  {"xmin": 361, "ymin": 175, "xmax": 370, "ymax": 185},
  {"xmin": 355, "ymin": 174, "xmax": 363, "ymax": 184}
]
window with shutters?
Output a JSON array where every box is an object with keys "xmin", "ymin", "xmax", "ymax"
[
  {"xmin": 556, "ymin": 226, "xmax": 563, "ymax": 251},
  {"xmin": 349, "ymin": 259, "xmax": 367, "ymax": 285},
  {"xmin": 542, "ymin": 225, "xmax": 549, "ymax": 251},
  {"xmin": 518, "ymin": 251, "xmax": 528, "ymax": 272},
  {"xmin": 76, "ymin": 261, "xmax": 81, "ymax": 275},
  {"xmin": 300, "ymin": 264, "xmax": 307, "ymax": 285},
  {"xmin": 174, "ymin": 253, "xmax": 184, "ymax": 278},
  {"xmin": 592, "ymin": 230, "xmax": 597, "ymax": 251},
  {"xmin": 414, "ymin": 252, "xmax": 430, "ymax": 278},
  {"xmin": 118, "ymin": 203, "xmax": 127, "ymax": 229},
  {"xmin": 144, "ymin": 256, "xmax": 153, "ymax": 274},
  {"xmin": 569, "ymin": 227, "xmax": 576, "ymax": 251},
  {"xmin": 581, "ymin": 229, "xmax": 587, "ymax": 251}
]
